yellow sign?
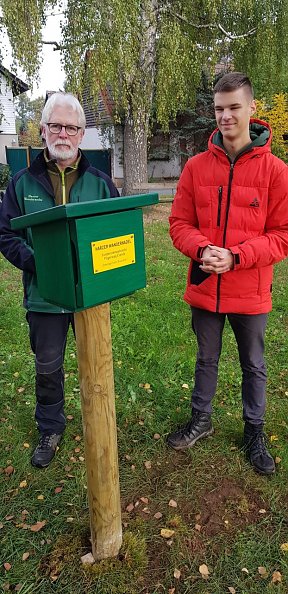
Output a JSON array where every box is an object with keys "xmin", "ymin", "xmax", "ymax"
[{"xmin": 91, "ymin": 234, "xmax": 136, "ymax": 274}]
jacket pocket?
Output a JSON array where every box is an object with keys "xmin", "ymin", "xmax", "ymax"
[{"xmin": 190, "ymin": 260, "xmax": 211, "ymax": 286}]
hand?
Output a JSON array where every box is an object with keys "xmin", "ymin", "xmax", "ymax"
[{"xmin": 200, "ymin": 245, "xmax": 233, "ymax": 274}]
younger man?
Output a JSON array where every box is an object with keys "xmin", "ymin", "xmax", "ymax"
[{"xmin": 167, "ymin": 73, "xmax": 288, "ymax": 475}]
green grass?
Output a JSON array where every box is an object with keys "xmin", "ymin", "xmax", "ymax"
[{"xmin": 0, "ymin": 213, "xmax": 287, "ymax": 593}]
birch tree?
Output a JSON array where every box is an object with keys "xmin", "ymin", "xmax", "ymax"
[{"xmin": 1, "ymin": 0, "xmax": 288, "ymax": 193}]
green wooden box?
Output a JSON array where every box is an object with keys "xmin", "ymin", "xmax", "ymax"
[{"xmin": 11, "ymin": 194, "xmax": 159, "ymax": 311}]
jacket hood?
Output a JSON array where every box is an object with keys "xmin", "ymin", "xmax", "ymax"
[{"xmin": 209, "ymin": 118, "xmax": 272, "ymax": 156}]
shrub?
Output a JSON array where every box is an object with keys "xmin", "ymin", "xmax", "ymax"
[{"xmin": 0, "ymin": 163, "xmax": 11, "ymax": 190}]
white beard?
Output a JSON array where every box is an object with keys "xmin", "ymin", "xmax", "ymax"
[{"xmin": 46, "ymin": 139, "xmax": 78, "ymax": 162}]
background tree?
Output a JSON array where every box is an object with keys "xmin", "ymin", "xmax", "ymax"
[
  {"xmin": 15, "ymin": 94, "xmax": 44, "ymax": 146},
  {"xmin": 256, "ymin": 94, "xmax": 288, "ymax": 162},
  {"xmin": 1, "ymin": 0, "xmax": 288, "ymax": 193}
]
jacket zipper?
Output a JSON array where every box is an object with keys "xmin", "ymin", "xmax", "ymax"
[
  {"xmin": 60, "ymin": 170, "xmax": 66, "ymax": 205},
  {"xmin": 216, "ymin": 161, "xmax": 235, "ymax": 312},
  {"xmin": 217, "ymin": 186, "xmax": 223, "ymax": 226}
]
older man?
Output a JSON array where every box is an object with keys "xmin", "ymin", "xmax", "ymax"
[{"xmin": 0, "ymin": 92, "xmax": 119, "ymax": 468}]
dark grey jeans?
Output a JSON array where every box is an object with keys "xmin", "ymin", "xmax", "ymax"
[
  {"xmin": 191, "ymin": 307, "xmax": 268, "ymax": 424},
  {"xmin": 27, "ymin": 312, "xmax": 75, "ymax": 435}
]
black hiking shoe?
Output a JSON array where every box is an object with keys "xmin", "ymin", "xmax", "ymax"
[
  {"xmin": 31, "ymin": 433, "xmax": 62, "ymax": 468},
  {"xmin": 167, "ymin": 411, "xmax": 214, "ymax": 451},
  {"xmin": 244, "ymin": 424, "xmax": 275, "ymax": 476}
]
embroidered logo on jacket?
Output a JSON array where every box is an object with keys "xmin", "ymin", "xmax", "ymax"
[
  {"xmin": 249, "ymin": 197, "xmax": 259, "ymax": 207},
  {"xmin": 24, "ymin": 195, "xmax": 43, "ymax": 201}
]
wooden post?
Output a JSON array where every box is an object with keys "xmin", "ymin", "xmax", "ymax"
[{"xmin": 74, "ymin": 302, "xmax": 122, "ymax": 560}]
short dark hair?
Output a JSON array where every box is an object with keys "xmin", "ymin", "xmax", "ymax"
[{"xmin": 213, "ymin": 72, "xmax": 254, "ymax": 98}]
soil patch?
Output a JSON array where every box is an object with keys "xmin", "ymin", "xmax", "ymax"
[{"xmin": 143, "ymin": 203, "xmax": 172, "ymax": 224}]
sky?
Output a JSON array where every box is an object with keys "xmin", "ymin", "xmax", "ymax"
[{"xmin": 2, "ymin": 11, "xmax": 66, "ymax": 99}]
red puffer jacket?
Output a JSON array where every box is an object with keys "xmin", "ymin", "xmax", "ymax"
[{"xmin": 169, "ymin": 119, "xmax": 288, "ymax": 314}]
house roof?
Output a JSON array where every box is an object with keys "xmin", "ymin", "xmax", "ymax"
[
  {"xmin": 83, "ymin": 87, "xmax": 114, "ymax": 128},
  {"xmin": 0, "ymin": 64, "xmax": 29, "ymax": 96}
]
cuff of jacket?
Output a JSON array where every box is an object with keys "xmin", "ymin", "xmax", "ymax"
[{"xmin": 229, "ymin": 249, "xmax": 241, "ymax": 269}]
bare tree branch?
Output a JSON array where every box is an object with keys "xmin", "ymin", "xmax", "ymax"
[
  {"xmin": 42, "ymin": 40, "xmax": 62, "ymax": 51},
  {"xmin": 171, "ymin": 11, "xmax": 257, "ymax": 40}
]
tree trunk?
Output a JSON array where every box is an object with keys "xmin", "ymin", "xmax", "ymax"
[
  {"xmin": 122, "ymin": 115, "xmax": 148, "ymax": 196},
  {"xmin": 121, "ymin": 0, "xmax": 157, "ymax": 196}
]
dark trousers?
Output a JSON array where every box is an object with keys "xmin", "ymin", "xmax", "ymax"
[
  {"xmin": 191, "ymin": 307, "xmax": 268, "ymax": 425},
  {"xmin": 26, "ymin": 312, "xmax": 75, "ymax": 435}
]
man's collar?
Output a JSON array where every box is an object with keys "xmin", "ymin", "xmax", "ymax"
[{"xmin": 44, "ymin": 148, "xmax": 81, "ymax": 171}]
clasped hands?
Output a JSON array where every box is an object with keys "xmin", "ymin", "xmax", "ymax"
[{"xmin": 200, "ymin": 245, "xmax": 234, "ymax": 274}]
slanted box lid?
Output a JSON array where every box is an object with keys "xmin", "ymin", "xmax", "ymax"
[{"xmin": 11, "ymin": 193, "xmax": 159, "ymax": 230}]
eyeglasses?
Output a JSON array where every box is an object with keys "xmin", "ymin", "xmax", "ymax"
[{"xmin": 46, "ymin": 123, "xmax": 82, "ymax": 136}]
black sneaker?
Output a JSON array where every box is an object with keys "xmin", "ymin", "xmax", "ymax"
[
  {"xmin": 244, "ymin": 425, "xmax": 275, "ymax": 476},
  {"xmin": 167, "ymin": 411, "xmax": 214, "ymax": 451},
  {"xmin": 31, "ymin": 433, "xmax": 62, "ymax": 468}
]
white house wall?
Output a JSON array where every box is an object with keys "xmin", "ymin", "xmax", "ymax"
[
  {"xmin": 0, "ymin": 73, "xmax": 16, "ymax": 134},
  {"xmin": 80, "ymin": 124, "xmax": 181, "ymax": 182},
  {"xmin": 148, "ymin": 155, "xmax": 180, "ymax": 179}
]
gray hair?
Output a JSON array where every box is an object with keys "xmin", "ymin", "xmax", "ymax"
[{"xmin": 41, "ymin": 92, "xmax": 86, "ymax": 129}]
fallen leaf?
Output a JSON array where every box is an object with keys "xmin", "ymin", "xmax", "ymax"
[
  {"xmin": 258, "ymin": 566, "xmax": 268, "ymax": 578},
  {"xmin": 153, "ymin": 433, "xmax": 161, "ymax": 440},
  {"xmin": 181, "ymin": 383, "xmax": 189, "ymax": 389},
  {"xmin": 140, "ymin": 497, "xmax": 149, "ymax": 504},
  {"xmin": 37, "ymin": 495, "xmax": 44, "ymax": 500},
  {"xmin": 270, "ymin": 435, "xmax": 278, "ymax": 442},
  {"xmin": 126, "ymin": 503, "xmax": 134, "ymax": 513},
  {"xmin": 81, "ymin": 552, "xmax": 95, "ymax": 565},
  {"xmin": 54, "ymin": 487, "xmax": 63, "ymax": 494},
  {"xmin": 144, "ymin": 460, "xmax": 152, "ymax": 470},
  {"xmin": 23, "ymin": 443, "xmax": 30, "ymax": 448},
  {"xmin": 0, "ymin": 523, "xmax": 3, "ymax": 529},
  {"xmin": 142, "ymin": 507, "xmax": 150, "ymax": 514},
  {"xmin": 174, "ymin": 568, "xmax": 181, "ymax": 579},
  {"xmin": 74, "ymin": 447, "xmax": 81, "ymax": 453},
  {"xmin": 228, "ymin": 588, "xmax": 236, "ymax": 594},
  {"xmin": 195, "ymin": 523, "xmax": 201, "ymax": 532},
  {"xmin": 17, "ymin": 387, "xmax": 25, "ymax": 393},
  {"xmin": 4, "ymin": 563, "xmax": 12, "ymax": 570},
  {"xmin": 22, "ymin": 552, "xmax": 30, "ymax": 561},
  {"xmin": 66, "ymin": 517, "xmax": 74, "ymax": 523},
  {"xmin": 74, "ymin": 435, "xmax": 81, "ymax": 441},
  {"xmin": 199, "ymin": 564, "xmax": 209, "ymax": 578},
  {"xmin": 5, "ymin": 515, "xmax": 14, "ymax": 521},
  {"xmin": 143, "ymin": 383, "xmax": 151, "ymax": 389},
  {"xmin": 160, "ymin": 528, "xmax": 175, "ymax": 539},
  {"xmin": 275, "ymin": 456, "xmax": 281, "ymax": 464},
  {"xmin": 14, "ymin": 585, "xmax": 23, "ymax": 592},
  {"xmin": 280, "ymin": 543, "xmax": 288, "ymax": 552},
  {"xmin": 4, "ymin": 465, "xmax": 14, "ymax": 475},
  {"xmin": 271, "ymin": 570, "xmax": 282, "ymax": 584},
  {"xmin": 259, "ymin": 509, "xmax": 266, "ymax": 514},
  {"xmin": 19, "ymin": 480, "xmax": 27, "ymax": 488},
  {"xmin": 169, "ymin": 499, "xmax": 177, "ymax": 508},
  {"xmin": 168, "ymin": 589, "xmax": 175, "ymax": 594},
  {"xmin": 241, "ymin": 567, "xmax": 249, "ymax": 574},
  {"xmin": 30, "ymin": 520, "xmax": 46, "ymax": 532},
  {"xmin": 67, "ymin": 415, "xmax": 74, "ymax": 421},
  {"xmin": 154, "ymin": 512, "xmax": 163, "ymax": 519}
]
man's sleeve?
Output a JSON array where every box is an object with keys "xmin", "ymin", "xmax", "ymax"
[
  {"xmin": 0, "ymin": 178, "xmax": 36, "ymax": 273},
  {"xmin": 229, "ymin": 161, "xmax": 288, "ymax": 269},
  {"xmin": 169, "ymin": 160, "xmax": 210, "ymax": 261}
]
